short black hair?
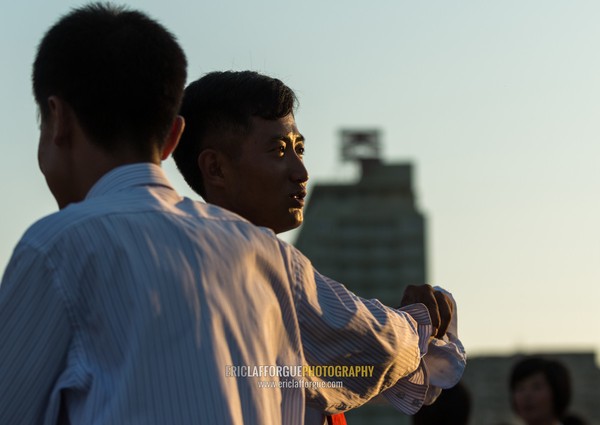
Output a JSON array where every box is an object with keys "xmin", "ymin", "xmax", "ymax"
[
  {"xmin": 173, "ymin": 70, "xmax": 297, "ymax": 198},
  {"xmin": 412, "ymin": 381, "xmax": 471, "ymax": 425},
  {"xmin": 509, "ymin": 356, "xmax": 572, "ymax": 419},
  {"xmin": 33, "ymin": 3, "xmax": 187, "ymax": 156}
]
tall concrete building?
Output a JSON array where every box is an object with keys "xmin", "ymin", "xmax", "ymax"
[
  {"xmin": 294, "ymin": 130, "xmax": 426, "ymax": 424},
  {"xmin": 295, "ymin": 129, "xmax": 427, "ymax": 308}
]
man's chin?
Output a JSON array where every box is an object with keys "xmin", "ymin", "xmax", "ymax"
[
  {"xmin": 289, "ymin": 209, "xmax": 304, "ymax": 228},
  {"xmin": 273, "ymin": 211, "xmax": 303, "ymax": 234}
]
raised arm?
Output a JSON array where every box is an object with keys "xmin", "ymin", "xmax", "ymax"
[{"xmin": 284, "ymin": 242, "xmax": 465, "ymax": 415}]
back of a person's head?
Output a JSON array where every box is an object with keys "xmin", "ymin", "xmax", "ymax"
[
  {"xmin": 509, "ymin": 356, "xmax": 572, "ymax": 419},
  {"xmin": 33, "ymin": 3, "xmax": 187, "ymax": 156},
  {"xmin": 412, "ymin": 381, "xmax": 471, "ymax": 425},
  {"xmin": 173, "ymin": 70, "xmax": 297, "ymax": 198}
]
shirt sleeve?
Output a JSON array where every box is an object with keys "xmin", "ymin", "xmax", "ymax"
[
  {"xmin": 287, "ymin": 243, "xmax": 422, "ymax": 414},
  {"xmin": 382, "ymin": 288, "xmax": 466, "ymax": 413},
  {"xmin": 0, "ymin": 242, "xmax": 73, "ymax": 425},
  {"xmin": 287, "ymin": 242, "xmax": 466, "ymax": 415}
]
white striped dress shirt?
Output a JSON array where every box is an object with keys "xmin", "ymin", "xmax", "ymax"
[{"xmin": 0, "ymin": 163, "xmax": 464, "ymax": 425}]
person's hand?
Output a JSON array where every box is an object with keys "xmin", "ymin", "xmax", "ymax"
[{"xmin": 400, "ymin": 284, "xmax": 453, "ymax": 339}]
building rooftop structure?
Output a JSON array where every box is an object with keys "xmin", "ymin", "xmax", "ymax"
[{"xmin": 295, "ymin": 129, "xmax": 427, "ymax": 307}]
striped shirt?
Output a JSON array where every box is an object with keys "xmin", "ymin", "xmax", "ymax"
[{"xmin": 0, "ymin": 163, "xmax": 465, "ymax": 425}]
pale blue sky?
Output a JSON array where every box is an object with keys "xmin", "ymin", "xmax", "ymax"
[{"xmin": 1, "ymin": 1, "xmax": 599, "ymax": 356}]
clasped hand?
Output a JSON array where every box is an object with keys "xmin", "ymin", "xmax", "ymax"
[{"xmin": 400, "ymin": 284, "xmax": 454, "ymax": 339}]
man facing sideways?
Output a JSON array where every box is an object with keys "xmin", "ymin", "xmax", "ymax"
[
  {"xmin": 0, "ymin": 5, "xmax": 463, "ymax": 425},
  {"xmin": 172, "ymin": 70, "xmax": 466, "ymax": 424}
]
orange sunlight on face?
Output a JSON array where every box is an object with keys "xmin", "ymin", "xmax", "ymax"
[{"xmin": 223, "ymin": 114, "xmax": 308, "ymax": 234}]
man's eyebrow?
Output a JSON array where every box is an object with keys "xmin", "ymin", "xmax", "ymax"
[{"xmin": 274, "ymin": 133, "xmax": 305, "ymax": 143}]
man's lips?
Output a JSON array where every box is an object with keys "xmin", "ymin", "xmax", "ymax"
[{"xmin": 290, "ymin": 190, "xmax": 307, "ymax": 207}]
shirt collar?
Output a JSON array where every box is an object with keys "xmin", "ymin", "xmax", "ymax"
[{"xmin": 86, "ymin": 162, "xmax": 175, "ymax": 200}]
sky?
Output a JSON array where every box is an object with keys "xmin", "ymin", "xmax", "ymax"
[{"xmin": 1, "ymin": 0, "xmax": 599, "ymax": 358}]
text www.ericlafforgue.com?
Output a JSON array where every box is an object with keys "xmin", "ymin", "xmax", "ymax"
[{"xmin": 256, "ymin": 380, "xmax": 344, "ymax": 389}]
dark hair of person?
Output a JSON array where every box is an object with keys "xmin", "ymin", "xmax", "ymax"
[
  {"xmin": 32, "ymin": 3, "xmax": 187, "ymax": 157},
  {"xmin": 412, "ymin": 381, "xmax": 471, "ymax": 425},
  {"xmin": 563, "ymin": 413, "xmax": 589, "ymax": 425},
  {"xmin": 509, "ymin": 356, "xmax": 572, "ymax": 419},
  {"xmin": 173, "ymin": 70, "xmax": 297, "ymax": 198}
]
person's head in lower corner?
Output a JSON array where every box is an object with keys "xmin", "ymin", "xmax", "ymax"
[
  {"xmin": 173, "ymin": 71, "xmax": 309, "ymax": 234},
  {"xmin": 509, "ymin": 356, "xmax": 571, "ymax": 425},
  {"xmin": 33, "ymin": 3, "xmax": 187, "ymax": 208},
  {"xmin": 412, "ymin": 381, "xmax": 471, "ymax": 425}
]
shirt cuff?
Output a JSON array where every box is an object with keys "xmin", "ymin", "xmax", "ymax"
[
  {"xmin": 382, "ymin": 294, "xmax": 467, "ymax": 413},
  {"xmin": 381, "ymin": 302, "xmax": 432, "ymax": 414},
  {"xmin": 397, "ymin": 303, "xmax": 433, "ymax": 356},
  {"xmin": 382, "ymin": 360, "xmax": 430, "ymax": 415},
  {"xmin": 427, "ymin": 286, "xmax": 466, "ymax": 389}
]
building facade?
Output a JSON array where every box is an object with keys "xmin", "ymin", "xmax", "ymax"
[
  {"xmin": 295, "ymin": 130, "xmax": 427, "ymax": 308},
  {"xmin": 294, "ymin": 130, "xmax": 426, "ymax": 424}
]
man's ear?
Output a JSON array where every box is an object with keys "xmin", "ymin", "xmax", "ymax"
[
  {"xmin": 161, "ymin": 115, "xmax": 185, "ymax": 160},
  {"xmin": 197, "ymin": 148, "xmax": 229, "ymax": 189},
  {"xmin": 46, "ymin": 96, "xmax": 73, "ymax": 147}
]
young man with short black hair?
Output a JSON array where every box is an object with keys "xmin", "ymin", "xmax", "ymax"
[{"xmin": 174, "ymin": 70, "xmax": 466, "ymax": 425}]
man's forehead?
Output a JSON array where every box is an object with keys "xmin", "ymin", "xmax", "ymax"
[{"xmin": 248, "ymin": 114, "xmax": 302, "ymax": 139}]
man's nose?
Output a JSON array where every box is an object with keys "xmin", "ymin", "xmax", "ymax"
[{"xmin": 290, "ymin": 156, "xmax": 309, "ymax": 184}]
